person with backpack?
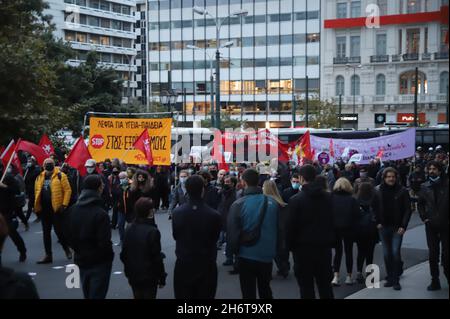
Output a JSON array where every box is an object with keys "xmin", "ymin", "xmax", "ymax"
[
  {"xmin": 34, "ymin": 158, "xmax": 72, "ymax": 264},
  {"xmin": 354, "ymin": 182, "xmax": 380, "ymax": 284},
  {"xmin": 227, "ymin": 169, "xmax": 279, "ymax": 299}
]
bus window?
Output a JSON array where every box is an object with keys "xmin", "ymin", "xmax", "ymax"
[
  {"xmin": 435, "ymin": 131, "xmax": 449, "ymax": 145},
  {"xmin": 423, "ymin": 131, "xmax": 434, "ymax": 145}
]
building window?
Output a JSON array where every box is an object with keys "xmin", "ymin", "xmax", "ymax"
[
  {"xmin": 99, "ymin": 1, "xmax": 109, "ymax": 11},
  {"xmin": 76, "ymin": 33, "xmax": 87, "ymax": 43},
  {"xmin": 399, "ymin": 71, "xmax": 427, "ymax": 94},
  {"xmin": 440, "ymin": 72, "xmax": 449, "ymax": 94},
  {"xmin": 307, "ymin": 33, "xmax": 320, "ymax": 43},
  {"xmin": 336, "ymin": 76, "xmax": 345, "ymax": 96},
  {"xmin": 351, "ymin": 75, "xmax": 360, "ymax": 95},
  {"xmin": 336, "ymin": 37, "xmax": 346, "ymax": 58},
  {"xmin": 407, "ymin": 0, "xmax": 421, "ymax": 13},
  {"xmin": 350, "ymin": 1, "xmax": 361, "ymax": 17},
  {"xmin": 100, "ymin": 36, "xmax": 109, "ymax": 45},
  {"xmin": 350, "ymin": 36, "xmax": 360, "ymax": 57},
  {"xmin": 337, "ymin": 3, "xmax": 347, "ymax": 18},
  {"xmin": 377, "ymin": 0, "xmax": 388, "ymax": 15},
  {"xmin": 406, "ymin": 29, "xmax": 420, "ymax": 54},
  {"xmin": 376, "ymin": 34, "xmax": 387, "ymax": 55},
  {"xmin": 89, "ymin": 0, "xmax": 99, "ymax": 9},
  {"xmin": 65, "ymin": 31, "xmax": 76, "ymax": 41},
  {"xmin": 376, "ymin": 74, "xmax": 386, "ymax": 95},
  {"xmin": 88, "ymin": 16, "xmax": 100, "ymax": 27},
  {"xmin": 101, "ymin": 18, "xmax": 110, "ymax": 28}
]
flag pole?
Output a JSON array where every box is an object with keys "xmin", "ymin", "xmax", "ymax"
[{"xmin": 0, "ymin": 140, "xmax": 20, "ymax": 183}]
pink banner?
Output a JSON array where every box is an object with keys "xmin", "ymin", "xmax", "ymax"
[{"xmin": 310, "ymin": 129, "xmax": 416, "ymax": 164}]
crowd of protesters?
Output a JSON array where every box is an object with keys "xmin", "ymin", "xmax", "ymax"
[{"xmin": 0, "ymin": 145, "xmax": 448, "ymax": 299}]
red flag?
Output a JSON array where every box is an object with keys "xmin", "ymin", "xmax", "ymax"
[
  {"xmin": 0, "ymin": 146, "xmax": 5, "ymax": 157},
  {"xmin": 65, "ymin": 138, "xmax": 92, "ymax": 176},
  {"xmin": 376, "ymin": 149, "xmax": 384, "ymax": 159},
  {"xmin": 39, "ymin": 134, "xmax": 55, "ymax": 157},
  {"xmin": 212, "ymin": 130, "xmax": 229, "ymax": 171},
  {"xmin": 133, "ymin": 129, "xmax": 153, "ymax": 166},
  {"xmin": 0, "ymin": 140, "xmax": 22, "ymax": 176},
  {"xmin": 294, "ymin": 131, "xmax": 313, "ymax": 165},
  {"xmin": 329, "ymin": 139, "xmax": 335, "ymax": 158},
  {"xmin": 16, "ymin": 139, "xmax": 48, "ymax": 165}
]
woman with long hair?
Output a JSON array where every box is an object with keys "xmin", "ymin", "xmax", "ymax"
[
  {"xmin": 263, "ymin": 180, "xmax": 289, "ymax": 278},
  {"xmin": 126, "ymin": 170, "xmax": 154, "ymax": 223},
  {"xmin": 331, "ymin": 178, "xmax": 359, "ymax": 286}
]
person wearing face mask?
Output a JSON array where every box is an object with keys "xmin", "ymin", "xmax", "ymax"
[
  {"xmin": 168, "ymin": 170, "xmax": 190, "ymax": 220},
  {"xmin": 153, "ymin": 166, "xmax": 170, "ymax": 211},
  {"xmin": 125, "ymin": 170, "xmax": 154, "ymax": 223},
  {"xmin": 67, "ymin": 175, "xmax": 114, "ymax": 299},
  {"xmin": 34, "ymin": 158, "xmax": 72, "ymax": 264},
  {"xmin": 0, "ymin": 162, "xmax": 27, "ymax": 263},
  {"xmin": 108, "ymin": 167, "xmax": 122, "ymax": 229},
  {"xmin": 24, "ymin": 156, "xmax": 41, "ymax": 223},
  {"xmin": 353, "ymin": 167, "xmax": 375, "ymax": 194},
  {"xmin": 199, "ymin": 171, "xmax": 220, "ymax": 210},
  {"xmin": 116, "ymin": 172, "xmax": 130, "ymax": 245},
  {"xmin": 79, "ymin": 159, "xmax": 111, "ymax": 212},
  {"xmin": 282, "ymin": 174, "xmax": 301, "ymax": 204},
  {"xmin": 120, "ymin": 197, "xmax": 167, "ymax": 299},
  {"xmin": 417, "ymin": 161, "xmax": 449, "ymax": 291}
]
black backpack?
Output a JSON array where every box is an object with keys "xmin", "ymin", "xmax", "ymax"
[{"xmin": 357, "ymin": 203, "xmax": 376, "ymax": 233}]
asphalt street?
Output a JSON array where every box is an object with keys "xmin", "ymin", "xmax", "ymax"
[{"xmin": 2, "ymin": 210, "xmax": 430, "ymax": 299}]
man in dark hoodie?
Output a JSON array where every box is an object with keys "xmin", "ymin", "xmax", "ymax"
[
  {"xmin": 375, "ymin": 167, "xmax": 411, "ymax": 291},
  {"xmin": 287, "ymin": 164, "xmax": 335, "ymax": 299},
  {"xmin": 417, "ymin": 161, "xmax": 449, "ymax": 291},
  {"xmin": 68, "ymin": 175, "xmax": 114, "ymax": 299}
]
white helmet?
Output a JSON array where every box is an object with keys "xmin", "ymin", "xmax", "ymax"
[
  {"xmin": 436, "ymin": 145, "xmax": 442, "ymax": 150},
  {"xmin": 428, "ymin": 147, "xmax": 434, "ymax": 152},
  {"xmin": 85, "ymin": 159, "xmax": 97, "ymax": 167}
]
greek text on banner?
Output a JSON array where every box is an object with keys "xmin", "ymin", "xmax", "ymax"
[{"xmin": 88, "ymin": 117, "xmax": 172, "ymax": 165}]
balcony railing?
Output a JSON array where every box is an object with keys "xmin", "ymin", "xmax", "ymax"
[
  {"xmin": 333, "ymin": 56, "xmax": 361, "ymax": 64},
  {"xmin": 434, "ymin": 52, "xmax": 449, "ymax": 60},
  {"xmin": 333, "ymin": 94, "xmax": 447, "ymax": 105},
  {"xmin": 333, "ymin": 57, "xmax": 348, "ymax": 64},
  {"xmin": 370, "ymin": 55, "xmax": 389, "ymax": 63},
  {"xmin": 403, "ymin": 53, "xmax": 419, "ymax": 61},
  {"xmin": 391, "ymin": 54, "xmax": 401, "ymax": 62},
  {"xmin": 421, "ymin": 53, "xmax": 432, "ymax": 61}
]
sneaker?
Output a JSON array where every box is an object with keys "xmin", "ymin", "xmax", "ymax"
[
  {"xmin": 19, "ymin": 252, "xmax": 27, "ymax": 263},
  {"xmin": 384, "ymin": 281, "xmax": 394, "ymax": 288},
  {"xmin": 24, "ymin": 223, "xmax": 30, "ymax": 231},
  {"xmin": 427, "ymin": 280, "xmax": 441, "ymax": 291},
  {"xmin": 393, "ymin": 283, "xmax": 402, "ymax": 291},
  {"xmin": 37, "ymin": 256, "xmax": 53, "ymax": 264},
  {"xmin": 345, "ymin": 275, "xmax": 354, "ymax": 285},
  {"xmin": 331, "ymin": 274, "xmax": 340, "ymax": 286},
  {"xmin": 356, "ymin": 272, "xmax": 364, "ymax": 284}
]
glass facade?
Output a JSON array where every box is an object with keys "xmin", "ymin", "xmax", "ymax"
[{"xmin": 143, "ymin": 0, "xmax": 321, "ymax": 118}]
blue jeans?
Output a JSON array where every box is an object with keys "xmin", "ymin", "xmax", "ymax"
[
  {"xmin": 118, "ymin": 212, "xmax": 126, "ymax": 243},
  {"xmin": 80, "ymin": 262, "xmax": 112, "ymax": 299},
  {"xmin": 379, "ymin": 226, "xmax": 403, "ymax": 283}
]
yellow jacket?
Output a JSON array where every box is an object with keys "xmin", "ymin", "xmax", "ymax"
[{"xmin": 34, "ymin": 168, "xmax": 72, "ymax": 214}]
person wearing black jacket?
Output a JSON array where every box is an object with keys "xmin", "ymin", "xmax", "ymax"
[
  {"xmin": 199, "ymin": 171, "xmax": 221, "ymax": 210},
  {"xmin": 120, "ymin": 197, "xmax": 167, "ymax": 299},
  {"xmin": 172, "ymin": 175, "xmax": 222, "ymax": 299},
  {"xmin": 24, "ymin": 156, "xmax": 41, "ymax": 222},
  {"xmin": 417, "ymin": 161, "xmax": 449, "ymax": 290},
  {"xmin": 126, "ymin": 170, "xmax": 154, "ymax": 223},
  {"xmin": 375, "ymin": 167, "xmax": 411, "ymax": 291},
  {"xmin": 331, "ymin": 178, "xmax": 360, "ymax": 286},
  {"xmin": 217, "ymin": 175, "xmax": 237, "ymax": 265},
  {"xmin": 0, "ymin": 214, "xmax": 39, "ymax": 298},
  {"xmin": 153, "ymin": 166, "xmax": 170, "ymax": 210},
  {"xmin": 287, "ymin": 165, "xmax": 335, "ymax": 299},
  {"xmin": 0, "ymin": 163, "xmax": 27, "ymax": 263},
  {"xmin": 78, "ymin": 159, "xmax": 111, "ymax": 211},
  {"xmin": 281, "ymin": 173, "xmax": 299, "ymax": 201},
  {"xmin": 68, "ymin": 175, "xmax": 114, "ymax": 299}
]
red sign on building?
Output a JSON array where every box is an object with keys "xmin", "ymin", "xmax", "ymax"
[{"xmin": 397, "ymin": 113, "xmax": 426, "ymax": 124}]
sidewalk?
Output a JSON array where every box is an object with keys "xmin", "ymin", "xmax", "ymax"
[{"xmin": 346, "ymin": 262, "xmax": 449, "ymax": 299}]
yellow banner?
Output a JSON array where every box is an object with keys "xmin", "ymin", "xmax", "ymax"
[{"xmin": 88, "ymin": 117, "xmax": 172, "ymax": 165}]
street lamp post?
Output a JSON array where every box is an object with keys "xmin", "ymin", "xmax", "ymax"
[
  {"xmin": 193, "ymin": 6, "xmax": 248, "ymax": 130},
  {"xmin": 346, "ymin": 63, "xmax": 362, "ymax": 129}
]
